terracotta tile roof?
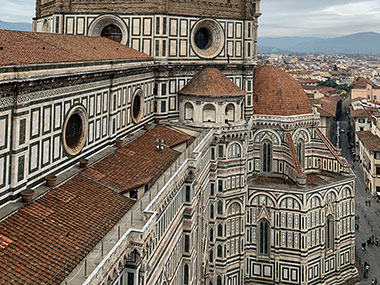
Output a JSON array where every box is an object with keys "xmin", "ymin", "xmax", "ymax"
[
  {"xmin": 0, "ymin": 174, "xmax": 134, "ymax": 284},
  {"xmin": 350, "ymin": 107, "xmax": 369, "ymax": 118},
  {"xmin": 285, "ymin": 133, "xmax": 305, "ymax": 178},
  {"xmin": 253, "ymin": 177, "xmax": 287, "ymax": 184},
  {"xmin": 350, "ymin": 77, "xmax": 379, "ymax": 89},
  {"xmin": 83, "ymin": 125, "xmax": 193, "ymax": 193},
  {"xmin": 178, "ymin": 68, "xmax": 246, "ymax": 97},
  {"xmin": 312, "ymin": 97, "xmax": 338, "ymax": 117},
  {"xmin": 316, "ymin": 86, "xmax": 339, "ymax": 95},
  {"xmin": 306, "ymin": 174, "xmax": 323, "ymax": 185},
  {"xmin": 356, "ymin": 131, "xmax": 380, "ymax": 152},
  {"xmin": 297, "ymin": 78, "xmax": 319, "ymax": 84},
  {"xmin": 0, "ymin": 29, "xmax": 151, "ymax": 67},
  {"xmin": 253, "ymin": 64, "xmax": 313, "ymax": 116}
]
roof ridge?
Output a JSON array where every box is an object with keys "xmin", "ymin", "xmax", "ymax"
[
  {"xmin": 285, "ymin": 132, "xmax": 306, "ymax": 178},
  {"xmin": 315, "ymin": 128, "xmax": 351, "ymax": 167}
]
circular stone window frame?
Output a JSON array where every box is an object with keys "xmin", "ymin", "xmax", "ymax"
[
  {"xmin": 131, "ymin": 89, "xmax": 144, "ymax": 124},
  {"xmin": 190, "ymin": 18, "xmax": 225, "ymax": 59},
  {"xmin": 62, "ymin": 104, "xmax": 88, "ymax": 157},
  {"xmin": 88, "ymin": 14, "xmax": 129, "ymax": 45}
]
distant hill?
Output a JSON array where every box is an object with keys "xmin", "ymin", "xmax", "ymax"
[
  {"xmin": 259, "ymin": 32, "xmax": 380, "ymax": 55},
  {"xmin": 0, "ymin": 20, "xmax": 31, "ymax": 31}
]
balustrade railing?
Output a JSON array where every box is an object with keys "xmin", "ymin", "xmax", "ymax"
[{"xmin": 65, "ymin": 128, "xmax": 214, "ymax": 285}]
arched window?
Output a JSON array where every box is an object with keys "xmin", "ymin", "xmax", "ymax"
[
  {"xmin": 225, "ymin": 104, "xmax": 235, "ymax": 122},
  {"xmin": 217, "ymin": 201, "xmax": 223, "ymax": 215},
  {"xmin": 217, "ymin": 244, "xmax": 223, "ymax": 257},
  {"xmin": 228, "ymin": 142, "xmax": 242, "ymax": 159},
  {"xmin": 326, "ymin": 215, "xmax": 334, "ymax": 250},
  {"xmin": 203, "ymin": 104, "xmax": 216, "ymax": 123},
  {"xmin": 262, "ymin": 141, "xmax": 272, "ymax": 173},
  {"xmin": 217, "ymin": 275, "xmax": 222, "ymax": 285},
  {"xmin": 297, "ymin": 139, "xmax": 305, "ymax": 169},
  {"xmin": 101, "ymin": 24, "xmax": 123, "ymax": 43},
  {"xmin": 210, "ymin": 204, "xmax": 214, "ymax": 219},
  {"xmin": 184, "ymin": 102, "xmax": 194, "ymax": 121},
  {"xmin": 42, "ymin": 19, "xmax": 49, "ymax": 32},
  {"xmin": 258, "ymin": 219, "xmax": 270, "ymax": 255},
  {"xmin": 209, "ymin": 281, "xmax": 213, "ymax": 285},
  {"xmin": 210, "ymin": 228, "xmax": 214, "ymax": 242},
  {"xmin": 209, "ymin": 249, "xmax": 213, "ymax": 263},
  {"xmin": 217, "ymin": 224, "xmax": 223, "ymax": 237},
  {"xmin": 184, "ymin": 264, "xmax": 189, "ymax": 285}
]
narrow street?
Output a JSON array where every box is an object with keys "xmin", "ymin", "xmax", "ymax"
[{"xmin": 338, "ymin": 113, "xmax": 380, "ymax": 284}]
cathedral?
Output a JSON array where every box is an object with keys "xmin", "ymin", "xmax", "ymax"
[{"xmin": 0, "ymin": 0, "xmax": 357, "ymax": 284}]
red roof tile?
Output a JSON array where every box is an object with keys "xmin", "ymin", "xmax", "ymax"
[
  {"xmin": 253, "ymin": 64, "xmax": 312, "ymax": 116},
  {"xmin": 0, "ymin": 29, "xmax": 151, "ymax": 66},
  {"xmin": 0, "ymin": 174, "xmax": 135, "ymax": 284},
  {"xmin": 356, "ymin": 131, "xmax": 380, "ymax": 152},
  {"xmin": 350, "ymin": 77, "xmax": 379, "ymax": 89},
  {"xmin": 312, "ymin": 97, "xmax": 338, "ymax": 117},
  {"xmin": 350, "ymin": 107, "xmax": 369, "ymax": 118},
  {"xmin": 83, "ymin": 125, "xmax": 193, "ymax": 193},
  {"xmin": 178, "ymin": 68, "xmax": 246, "ymax": 97}
]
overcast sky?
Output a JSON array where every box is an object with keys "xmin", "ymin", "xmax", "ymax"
[{"xmin": 1, "ymin": 0, "xmax": 380, "ymax": 37}]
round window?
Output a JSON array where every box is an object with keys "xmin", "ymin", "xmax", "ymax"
[
  {"xmin": 65, "ymin": 114, "xmax": 83, "ymax": 148},
  {"xmin": 131, "ymin": 90, "xmax": 144, "ymax": 123},
  {"xmin": 101, "ymin": 24, "xmax": 122, "ymax": 43},
  {"xmin": 191, "ymin": 19, "xmax": 225, "ymax": 59},
  {"xmin": 194, "ymin": 28, "xmax": 212, "ymax": 50},
  {"xmin": 62, "ymin": 105, "xmax": 88, "ymax": 156}
]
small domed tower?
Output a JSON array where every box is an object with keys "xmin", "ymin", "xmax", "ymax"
[
  {"xmin": 33, "ymin": 0, "xmax": 260, "ymax": 121},
  {"xmin": 179, "ymin": 68, "xmax": 246, "ymax": 127}
]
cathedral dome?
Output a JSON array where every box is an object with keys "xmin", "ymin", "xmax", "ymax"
[
  {"xmin": 179, "ymin": 68, "xmax": 246, "ymax": 97},
  {"xmin": 252, "ymin": 63, "xmax": 312, "ymax": 116}
]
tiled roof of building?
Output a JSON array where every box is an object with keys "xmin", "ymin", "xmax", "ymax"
[
  {"xmin": 178, "ymin": 68, "xmax": 246, "ymax": 97},
  {"xmin": 297, "ymin": 78, "xmax": 319, "ymax": 84},
  {"xmin": 350, "ymin": 77, "xmax": 379, "ymax": 89},
  {"xmin": 83, "ymin": 125, "xmax": 193, "ymax": 193},
  {"xmin": 0, "ymin": 29, "xmax": 151, "ymax": 67},
  {"xmin": 312, "ymin": 97, "xmax": 338, "ymax": 117},
  {"xmin": 350, "ymin": 107, "xmax": 369, "ymax": 118},
  {"xmin": 356, "ymin": 131, "xmax": 380, "ymax": 152},
  {"xmin": 0, "ymin": 174, "xmax": 135, "ymax": 284},
  {"xmin": 253, "ymin": 64, "xmax": 313, "ymax": 116}
]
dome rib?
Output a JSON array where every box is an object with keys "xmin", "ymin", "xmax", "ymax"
[
  {"xmin": 178, "ymin": 68, "xmax": 246, "ymax": 97},
  {"xmin": 253, "ymin": 64, "xmax": 312, "ymax": 116}
]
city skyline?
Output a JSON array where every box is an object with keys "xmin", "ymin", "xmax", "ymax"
[{"xmin": 1, "ymin": 0, "xmax": 380, "ymax": 37}]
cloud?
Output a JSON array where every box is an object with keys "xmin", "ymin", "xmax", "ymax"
[
  {"xmin": 259, "ymin": 0, "xmax": 380, "ymax": 37},
  {"xmin": 0, "ymin": 0, "xmax": 34, "ymax": 22},
  {"xmin": 0, "ymin": 0, "xmax": 379, "ymax": 37}
]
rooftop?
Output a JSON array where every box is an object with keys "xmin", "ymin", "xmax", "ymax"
[
  {"xmin": 356, "ymin": 131, "xmax": 380, "ymax": 152},
  {"xmin": 252, "ymin": 63, "xmax": 313, "ymax": 116},
  {"xmin": 0, "ymin": 29, "xmax": 151, "ymax": 67},
  {"xmin": 0, "ymin": 174, "xmax": 135, "ymax": 284},
  {"xmin": 84, "ymin": 125, "xmax": 193, "ymax": 193},
  {"xmin": 350, "ymin": 77, "xmax": 379, "ymax": 89},
  {"xmin": 250, "ymin": 172, "xmax": 353, "ymax": 191},
  {"xmin": 178, "ymin": 68, "xmax": 246, "ymax": 97},
  {"xmin": 312, "ymin": 97, "xmax": 338, "ymax": 117},
  {"xmin": 0, "ymin": 124, "xmax": 193, "ymax": 284}
]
